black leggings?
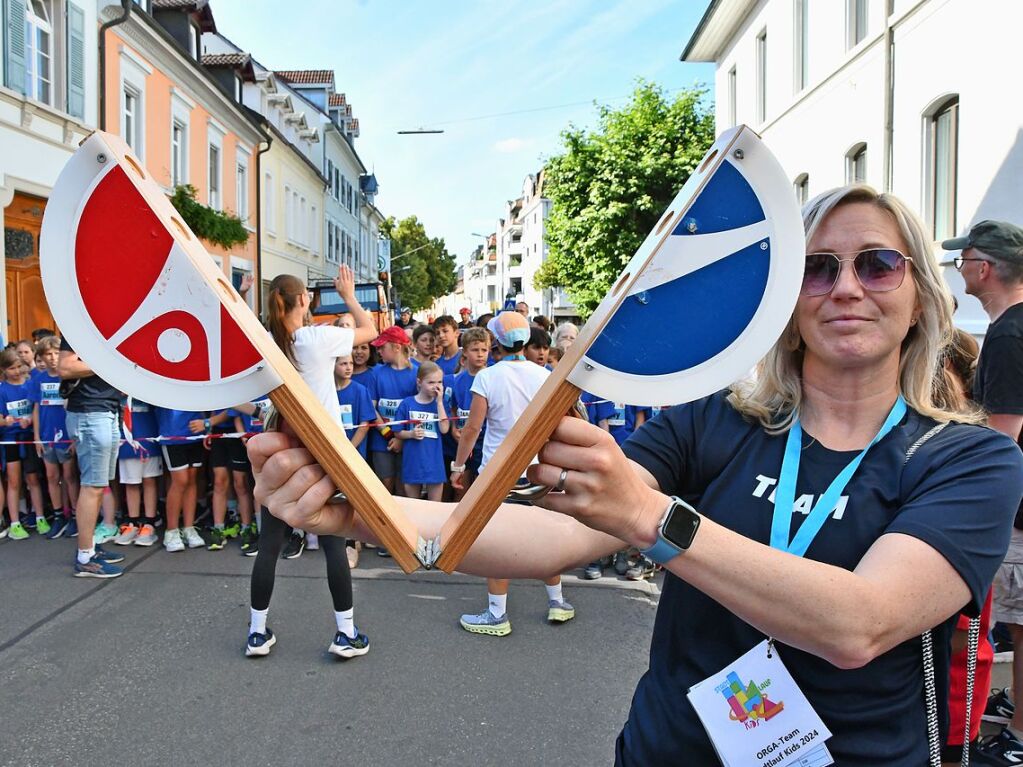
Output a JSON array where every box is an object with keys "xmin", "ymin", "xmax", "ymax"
[{"xmin": 249, "ymin": 506, "xmax": 353, "ymax": 613}]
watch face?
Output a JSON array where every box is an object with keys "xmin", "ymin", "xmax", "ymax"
[{"xmin": 662, "ymin": 501, "xmax": 700, "ymax": 550}]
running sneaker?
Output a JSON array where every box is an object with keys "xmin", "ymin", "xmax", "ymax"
[
  {"xmin": 35, "ymin": 516, "xmax": 51, "ymax": 536},
  {"xmin": 207, "ymin": 527, "xmax": 226, "ymax": 551},
  {"xmin": 329, "ymin": 628, "xmax": 370, "ymax": 659},
  {"xmin": 134, "ymin": 524, "xmax": 158, "ymax": 547},
  {"xmin": 239, "ymin": 524, "xmax": 258, "ymax": 554},
  {"xmin": 65, "ymin": 517, "xmax": 78, "ymax": 537},
  {"xmin": 223, "ymin": 520, "xmax": 241, "ymax": 539},
  {"xmin": 93, "ymin": 522, "xmax": 118, "ymax": 544},
  {"xmin": 978, "ymin": 727, "xmax": 1023, "ymax": 764},
  {"xmin": 547, "ymin": 599, "xmax": 576, "ymax": 623},
  {"xmin": 583, "ymin": 561, "xmax": 603, "ymax": 580},
  {"xmin": 984, "ymin": 688, "xmax": 1016, "ymax": 726},
  {"xmin": 8, "ymin": 521, "xmax": 29, "ymax": 540},
  {"xmin": 613, "ymin": 551, "xmax": 632, "ymax": 576},
  {"xmin": 306, "ymin": 533, "xmax": 319, "ymax": 551},
  {"xmin": 245, "ymin": 629, "xmax": 276, "ymax": 657},
  {"xmin": 46, "ymin": 515, "xmax": 69, "ymax": 540},
  {"xmin": 114, "ymin": 523, "xmax": 139, "ymax": 545},
  {"xmin": 93, "ymin": 545, "xmax": 125, "ymax": 564},
  {"xmin": 74, "ymin": 554, "xmax": 123, "ymax": 579},
  {"xmin": 376, "ymin": 547, "xmax": 391, "ymax": 558},
  {"xmin": 164, "ymin": 528, "xmax": 185, "ymax": 552},
  {"xmin": 182, "ymin": 526, "xmax": 205, "ymax": 549},
  {"xmin": 0, "ymin": 520, "xmax": 8, "ymax": 539},
  {"xmin": 22, "ymin": 511, "xmax": 37, "ymax": 529},
  {"xmin": 281, "ymin": 532, "xmax": 304, "ymax": 560},
  {"xmin": 626, "ymin": 556, "xmax": 657, "ymax": 581},
  {"xmin": 459, "ymin": 609, "xmax": 511, "ymax": 636}
]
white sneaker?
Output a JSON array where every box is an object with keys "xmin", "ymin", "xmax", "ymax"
[
  {"xmin": 306, "ymin": 533, "xmax": 319, "ymax": 550},
  {"xmin": 164, "ymin": 528, "xmax": 185, "ymax": 552},
  {"xmin": 114, "ymin": 523, "xmax": 139, "ymax": 545},
  {"xmin": 182, "ymin": 525, "xmax": 205, "ymax": 549}
]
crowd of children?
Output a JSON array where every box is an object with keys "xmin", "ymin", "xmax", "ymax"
[{"xmin": 0, "ymin": 308, "xmax": 664, "ymax": 632}]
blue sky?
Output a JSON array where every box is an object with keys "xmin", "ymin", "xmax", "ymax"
[{"xmin": 211, "ymin": 0, "xmax": 715, "ymax": 265}]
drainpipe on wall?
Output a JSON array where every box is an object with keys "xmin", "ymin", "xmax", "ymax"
[
  {"xmin": 254, "ymin": 136, "xmax": 272, "ymax": 320},
  {"xmin": 98, "ymin": 0, "xmax": 133, "ymax": 131},
  {"xmin": 881, "ymin": 7, "xmax": 895, "ymax": 193}
]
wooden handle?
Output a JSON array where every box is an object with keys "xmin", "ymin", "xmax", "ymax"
[
  {"xmin": 434, "ymin": 376, "xmax": 583, "ymax": 573},
  {"xmin": 267, "ymin": 380, "xmax": 421, "ymax": 574}
]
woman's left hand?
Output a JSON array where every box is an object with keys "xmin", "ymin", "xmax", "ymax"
[
  {"xmin": 335, "ymin": 265, "xmax": 355, "ymax": 301},
  {"xmin": 525, "ymin": 416, "xmax": 666, "ymax": 548}
]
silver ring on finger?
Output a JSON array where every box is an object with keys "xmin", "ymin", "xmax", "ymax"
[{"xmin": 555, "ymin": 469, "xmax": 569, "ymax": 493}]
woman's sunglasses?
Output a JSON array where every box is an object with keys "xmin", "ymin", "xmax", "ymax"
[{"xmin": 802, "ymin": 248, "xmax": 914, "ymax": 297}]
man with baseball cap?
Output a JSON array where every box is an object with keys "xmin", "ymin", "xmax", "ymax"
[
  {"xmin": 945, "ymin": 220, "xmax": 1023, "ymax": 764},
  {"xmin": 458, "ymin": 307, "xmax": 473, "ymax": 330}
]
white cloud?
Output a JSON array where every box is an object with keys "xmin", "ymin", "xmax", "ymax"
[{"xmin": 494, "ymin": 137, "xmax": 529, "ymax": 153}]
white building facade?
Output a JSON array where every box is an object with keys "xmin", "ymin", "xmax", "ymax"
[
  {"xmin": 1, "ymin": 0, "xmax": 98, "ymax": 340},
  {"xmin": 682, "ymin": 0, "xmax": 1023, "ymax": 335}
]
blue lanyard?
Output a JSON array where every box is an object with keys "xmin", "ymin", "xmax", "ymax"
[{"xmin": 770, "ymin": 396, "xmax": 907, "ymax": 557}]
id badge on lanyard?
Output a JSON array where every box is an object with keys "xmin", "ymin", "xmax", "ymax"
[{"xmin": 688, "ymin": 396, "xmax": 907, "ymax": 766}]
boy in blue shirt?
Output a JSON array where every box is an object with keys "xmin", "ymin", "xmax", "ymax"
[
  {"xmin": 334, "ymin": 356, "xmax": 374, "ymax": 460},
  {"xmin": 0, "ymin": 348, "xmax": 46, "ymax": 540},
  {"xmin": 31, "ymin": 336, "xmax": 77, "ymax": 539},
  {"xmin": 450, "ymin": 328, "xmax": 489, "ymax": 500},
  {"xmin": 153, "ymin": 406, "xmax": 206, "ymax": 552}
]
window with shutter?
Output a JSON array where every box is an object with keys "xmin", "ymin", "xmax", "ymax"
[
  {"xmin": 4, "ymin": 0, "xmax": 27, "ymax": 94},
  {"xmin": 65, "ymin": 1, "xmax": 85, "ymax": 118}
]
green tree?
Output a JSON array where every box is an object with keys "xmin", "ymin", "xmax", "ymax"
[
  {"xmin": 381, "ymin": 215, "xmax": 457, "ymax": 313},
  {"xmin": 535, "ymin": 81, "xmax": 716, "ymax": 317}
]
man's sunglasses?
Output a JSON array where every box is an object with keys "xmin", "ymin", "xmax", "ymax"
[
  {"xmin": 951, "ymin": 256, "xmax": 991, "ymax": 271},
  {"xmin": 802, "ymin": 248, "xmax": 914, "ymax": 297}
]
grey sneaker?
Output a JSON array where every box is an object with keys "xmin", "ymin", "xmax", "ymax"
[
  {"xmin": 613, "ymin": 551, "xmax": 631, "ymax": 576},
  {"xmin": 626, "ymin": 556, "xmax": 657, "ymax": 580},
  {"xmin": 547, "ymin": 599, "xmax": 575, "ymax": 623},
  {"xmin": 114, "ymin": 523, "xmax": 139, "ymax": 545},
  {"xmin": 583, "ymin": 561, "xmax": 603, "ymax": 580},
  {"xmin": 134, "ymin": 523, "xmax": 158, "ymax": 546},
  {"xmin": 459, "ymin": 609, "xmax": 511, "ymax": 636}
]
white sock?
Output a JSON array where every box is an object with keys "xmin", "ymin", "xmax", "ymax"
[
  {"xmin": 77, "ymin": 547, "xmax": 95, "ymax": 565},
  {"xmin": 249, "ymin": 607, "xmax": 268, "ymax": 635},
  {"xmin": 335, "ymin": 608, "xmax": 355, "ymax": 637},
  {"xmin": 488, "ymin": 593, "xmax": 507, "ymax": 618},
  {"xmin": 545, "ymin": 582, "xmax": 564, "ymax": 603}
]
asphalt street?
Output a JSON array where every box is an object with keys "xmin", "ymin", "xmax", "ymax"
[{"xmin": 0, "ymin": 532, "xmax": 660, "ymax": 767}]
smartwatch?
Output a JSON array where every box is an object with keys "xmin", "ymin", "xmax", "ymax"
[
  {"xmin": 203, "ymin": 418, "xmax": 212, "ymax": 431},
  {"xmin": 639, "ymin": 496, "xmax": 701, "ymax": 565}
]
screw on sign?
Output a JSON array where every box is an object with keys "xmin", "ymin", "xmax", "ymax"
[
  {"xmin": 432, "ymin": 125, "xmax": 805, "ymax": 573},
  {"xmin": 39, "ymin": 131, "xmax": 422, "ymax": 574}
]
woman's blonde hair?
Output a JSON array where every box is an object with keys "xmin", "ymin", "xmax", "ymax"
[{"xmin": 728, "ymin": 184, "xmax": 982, "ymax": 431}]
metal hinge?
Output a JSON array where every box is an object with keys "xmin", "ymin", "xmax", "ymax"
[{"xmin": 416, "ymin": 535, "xmax": 442, "ymax": 569}]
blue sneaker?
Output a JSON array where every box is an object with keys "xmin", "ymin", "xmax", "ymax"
[
  {"xmin": 459, "ymin": 609, "xmax": 511, "ymax": 636},
  {"xmin": 74, "ymin": 554, "xmax": 123, "ymax": 578},
  {"xmin": 329, "ymin": 628, "xmax": 370, "ymax": 659},
  {"xmin": 47, "ymin": 515, "xmax": 69, "ymax": 538},
  {"xmin": 22, "ymin": 511, "xmax": 37, "ymax": 529},
  {"xmin": 93, "ymin": 545, "xmax": 125, "ymax": 564},
  {"xmin": 547, "ymin": 599, "xmax": 576, "ymax": 623},
  {"xmin": 245, "ymin": 629, "xmax": 276, "ymax": 657},
  {"xmin": 65, "ymin": 517, "xmax": 79, "ymax": 538}
]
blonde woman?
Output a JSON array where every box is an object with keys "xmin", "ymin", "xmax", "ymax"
[{"xmin": 250, "ymin": 186, "xmax": 1023, "ymax": 764}]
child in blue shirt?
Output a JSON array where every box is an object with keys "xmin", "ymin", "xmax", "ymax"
[
  {"xmin": 30, "ymin": 336, "xmax": 76, "ymax": 537},
  {"xmin": 0, "ymin": 348, "xmax": 46, "ymax": 539},
  {"xmin": 367, "ymin": 326, "xmax": 417, "ymax": 495},
  {"xmin": 608, "ymin": 404, "xmax": 652, "ymax": 446},
  {"xmin": 450, "ymin": 328, "xmax": 489, "ymax": 497},
  {"xmin": 115, "ymin": 397, "xmax": 162, "ymax": 546},
  {"xmin": 153, "ymin": 406, "xmax": 206, "ymax": 552},
  {"xmin": 581, "ymin": 391, "xmax": 613, "ymax": 431},
  {"xmin": 230, "ymin": 397, "xmax": 271, "ymax": 554},
  {"xmin": 393, "ymin": 361, "xmax": 449, "ymax": 501},
  {"xmin": 334, "ymin": 355, "xmax": 374, "ymax": 461}
]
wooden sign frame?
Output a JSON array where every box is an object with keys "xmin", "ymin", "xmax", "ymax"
[
  {"xmin": 433, "ymin": 125, "xmax": 804, "ymax": 572},
  {"xmin": 40, "ymin": 131, "xmax": 422, "ymax": 573}
]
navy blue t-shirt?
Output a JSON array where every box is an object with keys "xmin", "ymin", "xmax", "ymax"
[
  {"xmin": 618, "ymin": 392, "xmax": 1023, "ymax": 766},
  {"xmin": 367, "ymin": 365, "xmax": 417, "ymax": 454},
  {"xmin": 29, "ymin": 371, "xmax": 66, "ymax": 443},
  {"xmin": 119, "ymin": 398, "xmax": 159, "ymax": 459},
  {"xmin": 336, "ymin": 381, "xmax": 374, "ymax": 460},
  {"xmin": 393, "ymin": 395, "xmax": 445, "ymax": 484}
]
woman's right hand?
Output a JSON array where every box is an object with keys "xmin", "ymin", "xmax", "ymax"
[
  {"xmin": 335, "ymin": 265, "xmax": 356, "ymax": 301},
  {"xmin": 249, "ymin": 429, "xmax": 354, "ymax": 536}
]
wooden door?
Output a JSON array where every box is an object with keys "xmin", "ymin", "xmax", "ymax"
[{"xmin": 3, "ymin": 192, "xmax": 55, "ymax": 343}]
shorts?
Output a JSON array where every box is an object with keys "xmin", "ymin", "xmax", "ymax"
[
  {"xmin": 228, "ymin": 438, "xmax": 250, "ymax": 470},
  {"xmin": 993, "ymin": 532, "xmax": 1023, "ymax": 624},
  {"xmin": 42, "ymin": 444, "xmax": 73, "ymax": 465},
  {"xmin": 3, "ymin": 442, "xmax": 42, "ymax": 474},
  {"xmin": 118, "ymin": 455, "xmax": 163, "ymax": 484},
  {"xmin": 161, "ymin": 442, "xmax": 205, "ymax": 472},
  {"xmin": 66, "ymin": 410, "xmax": 118, "ymax": 487},
  {"xmin": 371, "ymin": 449, "xmax": 403, "ymax": 480},
  {"xmin": 210, "ymin": 436, "xmax": 236, "ymax": 469}
]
